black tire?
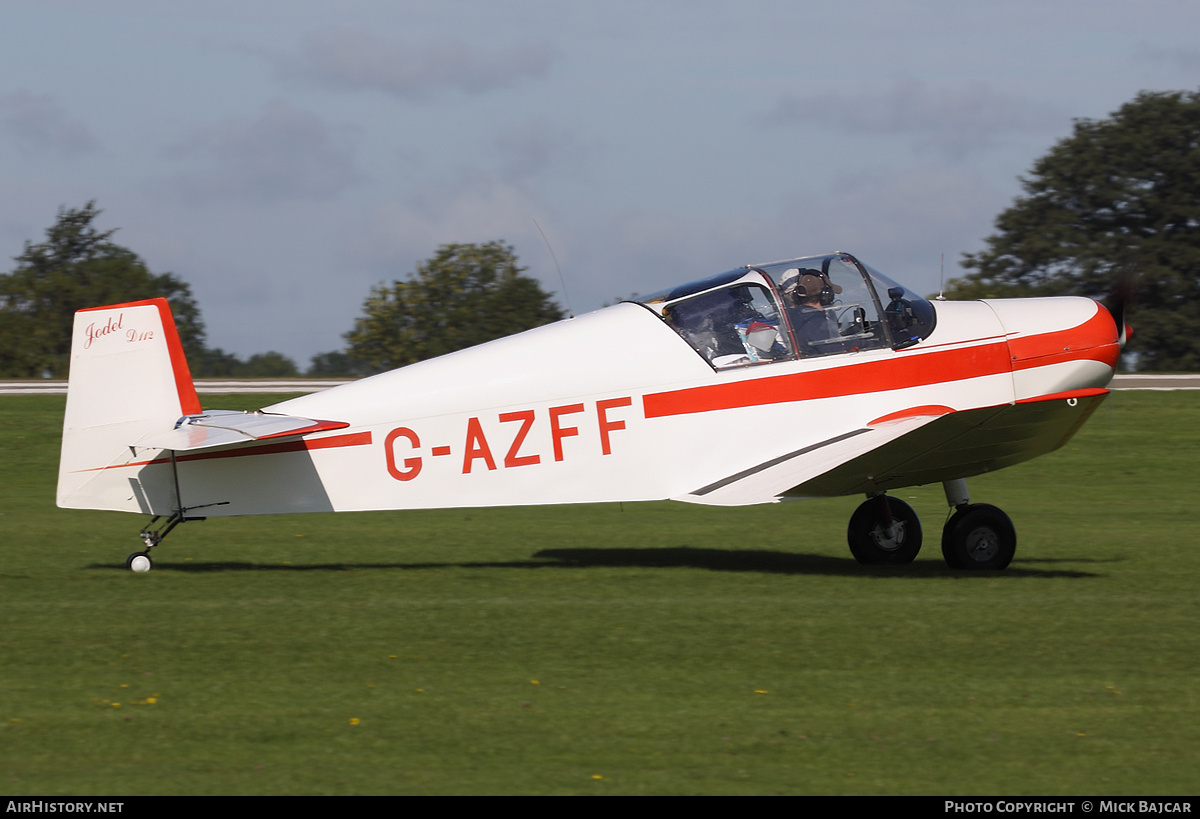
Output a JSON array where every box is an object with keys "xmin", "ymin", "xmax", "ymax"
[
  {"xmin": 126, "ymin": 551, "xmax": 153, "ymax": 572},
  {"xmin": 847, "ymin": 496, "xmax": 922, "ymax": 564},
  {"xmin": 941, "ymin": 504, "xmax": 1016, "ymax": 570}
]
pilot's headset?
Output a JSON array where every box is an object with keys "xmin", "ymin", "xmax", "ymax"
[
  {"xmin": 780, "ymin": 268, "xmax": 831, "ymax": 307},
  {"xmin": 799, "ymin": 270, "xmax": 838, "ymax": 306}
]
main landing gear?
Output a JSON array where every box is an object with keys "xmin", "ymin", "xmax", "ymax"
[
  {"xmin": 846, "ymin": 479, "xmax": 1016, "ymax": 570},
  {"xmin": 847, "ymin": 494, "xmax": 922, "ymax": 564}
]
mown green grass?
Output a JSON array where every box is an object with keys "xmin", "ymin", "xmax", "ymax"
[{"xmin": 1, "ymin": 392, "xmax": 1197, "ymax": 794}]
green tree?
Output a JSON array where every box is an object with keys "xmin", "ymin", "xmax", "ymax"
[
  {"xmin": 947, "ymin": 90, "xmax": 1200, "ymax": 370},
  {"xmin": 188, "ymin": 348, "xmax": 300, "ymax": 378},
  {"xmin": 344, "ymin": 241, "xmax": 565, "ymax": 371},
  {"xmin": 0, "ymin": 202, "xmax": 206, "ymax": 377},
  {"xmin": 189, "ymin": 347, "xmax": 244, "ymax": 378},
  {"xmin": 238, "ymin": 351, "xmax": 299, "ymax": 378},
  {"xmin": 307, "ymin": 350, "xmax": 372, "ymax": 378}
]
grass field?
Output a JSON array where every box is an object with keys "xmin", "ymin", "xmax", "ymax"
[{"xmin": 1, "ymin": 391, "xmax": 1197, "ymax": 795}]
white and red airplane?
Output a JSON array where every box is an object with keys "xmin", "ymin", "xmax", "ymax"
[{"xmin": 57, "ymin": 252, "xmax": 1122, "ymax": 572}]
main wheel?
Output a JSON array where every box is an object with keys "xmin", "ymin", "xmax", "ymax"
[
  {"xmin": 847, "ymin": 496, "xmax": 922, "ymax": 564},
  {"xmin": 941, "ymin": 504, "xmax": 1016, "ymax": 570},
  {"xmin": 126, "ymin": 551, "xmax": 153, "ymax": 573}
]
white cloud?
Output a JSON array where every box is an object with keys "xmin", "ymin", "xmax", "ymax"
[
  {"xmin": 494, "ymin": 120, "xmax": 585, "ymax": 184},
  {"xmin": 280, "ymin": 26, "xmax": 556, "ymax": 98},
  {"xmin": 165, "ymin": 102, "xmax": 358, "ymax": 203},
  {"xmin": 0, "ymin": 91, "xmax": 99, "ymax": 158},
  {"xmin": 769, "ymin": 79, "xmax": 1063, "ymax": 160},
  {"xmin": 352, "ymin": 178, "xmax": 545, "ymax": 273},
  {"xmin": 1132, "ymin": 42, "xmax": 1200, "ymax": 73}
]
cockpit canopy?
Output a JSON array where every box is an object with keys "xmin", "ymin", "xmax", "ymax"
[{"xmin": 637, "ymin": 252, "xmax": 936, "ymax": 369}]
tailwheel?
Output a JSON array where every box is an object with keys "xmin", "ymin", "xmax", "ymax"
[
  {"xmin": 847, "ymin": 495, "xmax": 922, "ymax": 564},
  {"xmin": 941, "ymin": 504, "xmax": 1016, "ymax": 570},
  {"xmin": 126, "ymin": 551, "xmax": 154, "ymax": 573}
]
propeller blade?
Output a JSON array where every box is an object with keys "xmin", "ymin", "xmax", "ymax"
[{"xmin": 1107, "ymin": 270, "xmax": 1136, "ymax": 350}]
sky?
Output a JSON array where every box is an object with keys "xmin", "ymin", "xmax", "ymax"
[{"xmin": 1, "ymin": 0, "xmax": 1198, "ymax": 366}]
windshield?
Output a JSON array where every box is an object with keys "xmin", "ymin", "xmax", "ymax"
[
  {"xmin": 858, "ymin": 261, "xmax": 938, "ymax": 348},
  {"xmin": 635, "ymin": 252, "xmax": 936, "ymax": 367}
]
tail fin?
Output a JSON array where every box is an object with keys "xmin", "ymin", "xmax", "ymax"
[{"xmin": 57, "ymin": 298, "xmax": 200, "ymax": 513}]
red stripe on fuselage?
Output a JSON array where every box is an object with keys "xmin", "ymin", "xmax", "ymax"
[
  {"xmin": 1007, "ymin": 306, "xmax": 1120, "ymax": 373},
  {"xmin": 643, "ymin": 304, "xmax": 1120, "ymax": 420},
  {"xmin": 643, "ymin": 341, "xmax": 1012, "ymax": 419}
]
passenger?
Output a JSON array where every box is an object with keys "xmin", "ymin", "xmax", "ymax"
[
  {"xmin": 666, "ymin": 284, "xmax": 789, "ymax": 365},
  {"xmin": 664, "ymin": 294, "xmax": 744, "ymax": 362}
]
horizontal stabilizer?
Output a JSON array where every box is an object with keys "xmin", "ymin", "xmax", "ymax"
[{"xmin": 136, "ymin": 410, "xmax": 349, "ymax": 452}]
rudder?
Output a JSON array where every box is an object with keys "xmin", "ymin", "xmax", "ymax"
[{"xmin": 57, "ymin": 298, "xmax": 200, "ymax": 514}]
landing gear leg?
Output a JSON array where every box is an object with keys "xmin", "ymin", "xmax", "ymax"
[
  {"xmin": 125, "ymin": 510, "xmax": 192, "ymax": 573},
  {"xmin": 940, "ymin": 480, "xmax": 1016, "ymax": 570},
  {"xmin": 124, "ymin": 447, "xmax": 223, "ymax": 572},
  {"xmin": 847, "ymin": 493, "xmax": 922, "ymax": 564}
]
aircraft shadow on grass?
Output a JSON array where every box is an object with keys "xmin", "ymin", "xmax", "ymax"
[{"xmin": 91, "ymin": 546, "xmax": 1103, "ymax": 578}]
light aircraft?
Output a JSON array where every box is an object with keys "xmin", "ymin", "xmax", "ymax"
[{"xmin": 57, "ymin": 251, "xmax": 1122, "ymax": 572}]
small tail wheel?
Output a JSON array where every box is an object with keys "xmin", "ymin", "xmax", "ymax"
[
  {"xmin": 847, "ymin": 496, "xmax": 922, "ymax": 564},
  {"xmin": 941, "ymin": 504, "xmax": 1016, "ymax": 570},
  {"xmin": 126, "ymin": 551, "xmax": 154, "ymax": 573}
]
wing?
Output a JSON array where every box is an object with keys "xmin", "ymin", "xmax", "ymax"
[
  {"xmin": 672, "ymin": 407, "xmax": 952, "ymax": 506},
  {"xmin": 673, "ymin": 390, "xmax": 1107, "ymax": 506}
]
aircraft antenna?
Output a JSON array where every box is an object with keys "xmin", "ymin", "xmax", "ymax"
[
  {"xmin": 936, "ymin": 253, "xmax": 947, "ymax": 301},
  {"xmin": 533, "ymin": 218, "xmax": 574, "ymax": 319}
]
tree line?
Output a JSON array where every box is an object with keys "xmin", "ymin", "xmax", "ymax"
[
  {"xmin": 3, "ymin": 88, "xmax": 1199, "ymax": 375},
  {"xmin": 0, "ymin": 204, "xmax": 563, "ymax": 378}
]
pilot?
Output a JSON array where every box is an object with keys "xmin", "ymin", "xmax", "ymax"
[{"xmin": 781, "ymin": 268, "xmax": 843, "ymax": 354}]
